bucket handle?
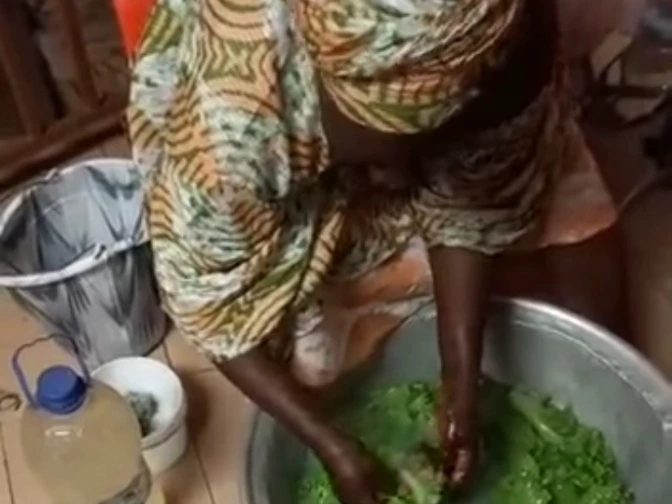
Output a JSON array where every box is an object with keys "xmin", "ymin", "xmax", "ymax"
[{"xmin": 12, "ymin": 334, "xmax": 91, "ymax": 408}]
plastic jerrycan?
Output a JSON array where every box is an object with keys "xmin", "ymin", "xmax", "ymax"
[{"xmin": 13, "ymin": 337, "xmax": 165, "ymax": 504}]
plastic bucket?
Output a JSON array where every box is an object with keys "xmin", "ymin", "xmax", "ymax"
[
  {"xmin": 92, "ymin": 357, "xmax": 188, "ymax": 474},
  {"xmin": 245, "ymin": 299, "xmax": 672, "ymax": 504},
  {"xmin": 0, "ymin": 159, "xmax": 167, "ymax": 368}
]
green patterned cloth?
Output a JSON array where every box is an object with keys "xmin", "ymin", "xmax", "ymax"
[{"xmin": 128, "ymin": 0, "xmax": 569, "ymax": 361}]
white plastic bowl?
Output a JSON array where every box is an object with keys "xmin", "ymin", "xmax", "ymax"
[{"xmin": 92, "ymin": 357, "xmax": 188, "ymax": 474}]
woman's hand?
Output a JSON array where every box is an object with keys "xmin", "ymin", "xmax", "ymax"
[
  {"xmin": 217, "ymin": 345, "xmax": 390, "ymax": 504},
  {"xmin": 428, "ymin": 246, "xmax": 492, "ymax": 491},
  {"xmin": 322, "ymin": 436, "xmax": 392, "ymax": 504},
  {"xmin": 437, "ymin": 381, "xmax": 479, "ymax": 488}
]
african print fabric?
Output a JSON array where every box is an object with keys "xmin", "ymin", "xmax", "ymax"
[
  {"xmin": 297, "ymin": 0, "xmax": 522, "ymax": 132},
  {"xmin": 129, "ymin": 0, "xmax": 576, "ymax": 361}
]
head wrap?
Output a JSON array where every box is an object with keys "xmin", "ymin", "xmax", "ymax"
[{"xmin": 296, "ymin": 0, "xmax": 523, "ymax": 133}]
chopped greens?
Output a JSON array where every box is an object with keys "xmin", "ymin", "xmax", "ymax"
[{"xmin": 298, "ymin": 381, "xmax": 633, "ymax": 504}]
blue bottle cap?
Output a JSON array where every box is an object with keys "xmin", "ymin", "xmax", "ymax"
[{"xmin": 35, "ymin": 365, "xmax": 87, "ymax": 415}]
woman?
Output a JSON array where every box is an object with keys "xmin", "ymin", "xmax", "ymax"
[{"xmin": 128, "ymin": 0, "xmax": 614, "ymax": 501}]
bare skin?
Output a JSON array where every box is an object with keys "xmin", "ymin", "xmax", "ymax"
[
  {"xmin": 431, "ymin": 247, "xmax": 492, "ymax": 487},
  {"xmin": 216, "ymin": 1, "xmax": 558, "ymax": 502},
  {"xmin": 217, "ymin": 349, "xmax": 389, "ymax": 504},
  {"xmin": 217, "ymin": 248, "xmax": 490, "ymax": 503}
]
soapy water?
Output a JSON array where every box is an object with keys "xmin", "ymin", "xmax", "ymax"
[{"xmin": 298, "ymin": 380, "xmax": 633, "ymax": 504}]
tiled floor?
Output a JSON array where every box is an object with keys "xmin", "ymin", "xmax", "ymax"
[{"xmin": 0, "ymin": 288, "xmax": 255, "ymax": 504}]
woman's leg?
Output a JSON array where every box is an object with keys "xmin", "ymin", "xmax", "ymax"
[
  {"xmin": 621, "ymin": 188, "xmax": 672, "ymax": 378},
  {"xmin": 291, "ymin": 199, "xmax": 419, "ymax": 386},
  {"xmin": 545, "ymin": 227, "xmax": 627, "ymax": 336},
  {"xmin": 493, "ymin": 226, "xmax": 628, "ymax": 336}
]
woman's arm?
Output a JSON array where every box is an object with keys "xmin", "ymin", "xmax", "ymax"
[
  {"xmin": 428, "ymin": 246, "xmax": 493, "ymax": 487},
  {"xmin": 217, "ymin": 346, "xmax": 387, "ymax": 504},
  {"xmin": 217, "ymin": 345, "xmax": 343, "ymax": 459}
]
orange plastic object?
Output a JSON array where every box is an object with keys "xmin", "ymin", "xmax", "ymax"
[{"xmin": 113, "ymin": 0, "xmax": 156, "ymax": 58}]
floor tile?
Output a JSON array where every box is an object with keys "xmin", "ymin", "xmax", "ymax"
[
  {"xmin": 0, "ymin": 427, "xmax": 13, "ymax": 504},
  {"xmin": 181, "ymin": 371, "xmax": 253, "ymax": 504},
  {"xmin": 165, "ymin": 330, "xmax": 215, "ymax": 375},
  {"xmin": 149, "ymin": 343, "xmax": 170, "ymax": 364},
  {"xmin": 0, "ymin": 290, "xmax": 44, "ymax": 350},
  {"xmin": 159, "ymin": 443, "xmax": 214, "ymax": 504},
  {"xmin": 0, "ymin": 293, "xmax": 74, "ymax": 397}
]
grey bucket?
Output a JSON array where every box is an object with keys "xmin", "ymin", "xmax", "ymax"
[
  {"xmin": 246, "ymin": 299, "xmax": 672, "ymax": 504},
  {"xmin": 0, "ymin": 159, "xmax": 167, "ymax": 368}
]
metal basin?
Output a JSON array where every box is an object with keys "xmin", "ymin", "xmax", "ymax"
[{"xmin": 245, "ymin": 299, "xmax": 672, "ymax": 504}]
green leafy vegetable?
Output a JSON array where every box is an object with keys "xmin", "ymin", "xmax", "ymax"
[{"xmin": 298, "ymin": 381, "xmax": 633, "ymax": 504}]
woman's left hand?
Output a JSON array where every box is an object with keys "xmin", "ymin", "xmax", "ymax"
[
  {"xmin": 437, "ymin": 381, "xmax": 479, "ymax": 489},
  {"xmin": 428, "ymin": 246, "xmax": 491, "ymax": 490}
]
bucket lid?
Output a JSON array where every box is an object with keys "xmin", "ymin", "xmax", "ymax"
[{"xmin": 35, "ymin": 366, "xmax": 87, "ymax": 415}]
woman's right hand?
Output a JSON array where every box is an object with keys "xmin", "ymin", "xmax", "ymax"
[
  {"xmin": 216, "ymin": 348, "xmax": 390, "ymax": 503},
  {"xmin": 321, "ymin": 436, "xmax": 392, "ymax": 504}
]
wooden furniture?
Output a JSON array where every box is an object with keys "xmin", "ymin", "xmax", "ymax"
[{"xmin": 0, "ymin": 0, "xmax": 126, "ymax": 190}]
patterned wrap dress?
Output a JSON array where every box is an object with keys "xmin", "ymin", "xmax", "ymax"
[{"xmin": 127, "ymin": 0, "xmax": 613, "ymax": 370}]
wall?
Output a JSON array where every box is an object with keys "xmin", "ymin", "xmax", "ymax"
[{"xmin": 558, "ymin": 0, "xmax": 646, "ymax": 58}]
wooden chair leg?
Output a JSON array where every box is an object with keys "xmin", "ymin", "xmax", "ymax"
[
  {"xmin": 53, "ymin": 0, "xmax": 98, "ymax": 107},
  {"xmin": 0, "ymin": 0, "xmax": 58, "ymax": 137}
]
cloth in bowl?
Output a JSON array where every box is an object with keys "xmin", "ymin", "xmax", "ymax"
[{"xmin": 125, "ymin": 391, "xmax": 159, "ymax": 438}]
